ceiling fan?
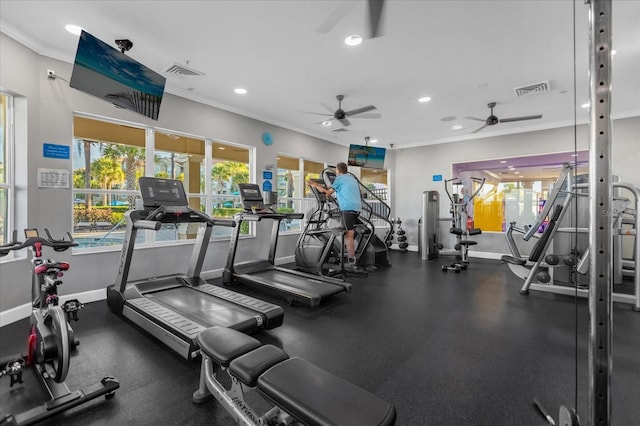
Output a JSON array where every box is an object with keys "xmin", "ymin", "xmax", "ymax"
[
  {"xmin": 467, "ymin": 102, "xmax": 542, "ymax": 134},
  {"xmin": 308, "ymin": 94, "xmax": 380, "ymax": 128},
  {"xmin": 317, "ymin": 0, "xmax": 386, "ymax": 38}
]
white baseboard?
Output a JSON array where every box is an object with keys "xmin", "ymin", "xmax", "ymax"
[
  {"xmin": 1, "ymin": 257, "xmax": 298, "ymax": 327},
  {"xmin": 0, "ymin": 288, "xmax": 107, "ymax": 327}
]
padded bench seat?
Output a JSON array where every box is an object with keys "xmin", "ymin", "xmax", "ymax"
[
  {"xmin": 258, "ymin": 357, "xmax": 396, "ymax": 426},
  {"xmin": 196, "ymin": 326, "xmax": 397, "ymax": 426}
]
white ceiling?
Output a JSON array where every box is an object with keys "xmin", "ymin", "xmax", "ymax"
[{"xmin": 1, "ymin": 0, "xmax": 638, "ymax": 149}]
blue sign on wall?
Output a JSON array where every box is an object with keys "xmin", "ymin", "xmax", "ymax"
[
  {"xmin": 262, "ymin": 180, "xmax": 272, "ymax": 192},
  {"xmin": 43, "ymin": 143, "xmax": 70, "ymax": 159},
  {"xmin": 432, "ymin": 174, "xmax": 443, "ymax": 182},
  {"xmin": 262, "ymin": 170, "xmax": 273, "ymax": 180}
]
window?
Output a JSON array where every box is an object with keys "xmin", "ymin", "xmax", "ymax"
[
  {"xmin": 360, "ymin": 167, "xmax": 389, "ymax": 200},
  {"xmin": 73, "ymin": 117, "xmax": 145, "ymax": 248},
  {"xmin": 276, "ymin": 155, "xmax": 304, "ymax": 232},
  {"xmin": 211, "ymin": 141, "xmax": 250, "ymax": 237},
  {"xmin": 451, "ymin": 152, "xmax": 589, "ymax": 232},
  {"xmin": 0, "ymin": 93, "xmax": 13, "ymax": 245},
  {"xmin": 303, "ymin": 160, "xmax": 324, "ymax": 197},
  {"xmin": 71, "ymin": 115, "xmax": 252, "ymax": 249}
]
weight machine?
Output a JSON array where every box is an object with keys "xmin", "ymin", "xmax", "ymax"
[{"xmin": 441, "ymin": 177, "xmax": 485, "ymax": 272}]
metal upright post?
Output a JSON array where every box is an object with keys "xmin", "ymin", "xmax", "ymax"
[{"xmin": 587, "ymin": 0, "xmax": 613, "ymax": 424}]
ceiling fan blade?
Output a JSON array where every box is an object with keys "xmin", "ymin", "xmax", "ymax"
[
  {"xmin": 338, "ymin": 117, "xmax": 351, "ymax": 127},
  {"xmin": 465, "ymin": 116, "xmax": 486, "ymax": 122},
  {"xmin": 499, "ymin": 114, "xmax": 543, "ymax": 123},
  {"xmin": 317, "ymin": 1, "xmax": 358, "ymax": 34},
  {"xmin": 345, "ymin": 105, "xmax": 376, "ymax": 116},
  {"xmin": 368, "ymin": 0, "xmax": 385, "ymax": 38},
  {"xmin": 302, "ymin": 110, "xmax": 333, "ymax": 117},
  {"xmin": 351, "ymin": 112, "xmax": 381, "ymax": 119},
  {"xmin": 471, "ymin": 124, "xmax": 488, "ymax": 134},
  {"xmin": 320, "ymin": 102, "xmax": 335, "ymax": 114}
]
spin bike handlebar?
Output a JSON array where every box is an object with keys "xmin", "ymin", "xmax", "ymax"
[{"xmin": 0, "ymin": 229, "xmax": 78, "ymax": 257}]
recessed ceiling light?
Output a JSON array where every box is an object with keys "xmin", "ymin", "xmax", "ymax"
[
  {"xmin": 218, "ymin": 146, "xmax": 226, "ymax": 150},
  {"xmin": 65, "ymin": 24, "xmax": 83, "ymax": 35},
  {"xmin": 500, "ymin": 160, "xmax": 507, "ymax": 164},
  {"xmin": 234, "ymin": 88, "xmax": 247, "ymax": 95},
  {"xmin": 369, "ymin": 139, "xmax": 378, "ymax": 143},
  {"xmin": 418, "ymin": 96, "xmax": 432, "ymax": 103},
  {"xmin": 581, "ymin": 102, "xmax": 590, "ymax": 108},
  {"xmin": 345, "ymin": 35, "xmax": 363, "ymax": 46},
  {"xmin": 452, "ymin": 125, "xmax": 462, "ymax": 130},
  {"xmin": 322, "ymin": 121, "xmax": 332, "ymax": 126}
]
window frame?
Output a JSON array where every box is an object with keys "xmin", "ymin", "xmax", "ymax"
[
  {"xmin": 71, "ymin": 114, "xmax": 253, "ymax": 252},
  {"xmin": 0, "ymin": 92, "xmax": 15, "ymax": 250}
]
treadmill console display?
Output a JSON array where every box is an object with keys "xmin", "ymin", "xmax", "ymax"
[
  {"xmin": 238, "ymin": 183, "xmax": 266, "ymax": 212},
  {"xmin": 139, "ymin": 177, "xmax": 188, "ymax": 208}
]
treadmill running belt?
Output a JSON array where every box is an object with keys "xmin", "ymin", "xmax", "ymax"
[
  {"xmin": 147, "ymin": 286, "xmax": 259, "ymax": 329},
  {"xmin": 247, "ymin": 269, "xmax": 344, "ymax": 298}
]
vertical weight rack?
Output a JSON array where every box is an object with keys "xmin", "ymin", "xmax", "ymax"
[{"xmin": 588, "ymin": 0, "xmax": 613, "ymax": 424}]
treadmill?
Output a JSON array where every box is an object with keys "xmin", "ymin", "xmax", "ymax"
[
  {"xmin": 222, "ymin": 183, "xmax": 351, "ymax": 306},
  {"xmin": 107, "ymin": 177, "xmax": 284, "ymax": 360}
]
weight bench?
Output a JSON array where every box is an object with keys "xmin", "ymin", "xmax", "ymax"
[{"xmin": 192, "ymin": 326, "xmax": 397, "ymax": 426}]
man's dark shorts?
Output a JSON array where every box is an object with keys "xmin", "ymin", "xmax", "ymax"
[{"xmin": 342, "ymin": 211, "xmax": 360, "ymax": 231}]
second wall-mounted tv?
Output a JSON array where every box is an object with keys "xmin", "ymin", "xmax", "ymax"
[
  {"xmin": 70, "ymin": 30, "xmax": 166, "ymax": 120},
  {"xmin": 347, "ymin": 144, "xmax": 386, "ymax": 170}
]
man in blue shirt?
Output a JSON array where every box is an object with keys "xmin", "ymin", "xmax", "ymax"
[{"xmin": 308, "ymin": 162, "xmax": 362, "ymax": 269}]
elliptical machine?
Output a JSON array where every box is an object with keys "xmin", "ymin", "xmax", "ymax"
[
  {"xmin": 442, "ymin": 177, "xmax": 485, "ymax": 272},
  {"xmin": 0, "ymin": 229, "xmax": 119, "ymax": 425}
]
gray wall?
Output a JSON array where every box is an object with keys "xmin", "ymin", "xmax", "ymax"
[
  {"xmin": 0, "ymin": 33, "xmax": 351, "ymax": 314},
  {"xmin": 392, "ymin": 117, "xmax": 640, "ymax": 255}
]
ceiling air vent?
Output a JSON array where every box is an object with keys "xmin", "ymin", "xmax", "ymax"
[
  {"xmin": 513, "ymin": 80, "xmax": 550, "ymax": 97},
  {"xmin": 162, "ymin": 62, "xmax": 205, "ymax": 77}
]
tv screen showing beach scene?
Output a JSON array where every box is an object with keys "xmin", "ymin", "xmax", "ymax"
[
  {"xmin": 347, "ymin": 144, "xmax": 386, "ymax": 169},
  {"xmin": 70, "ymin": 30, "xmax": 166, "ymax": 120}
]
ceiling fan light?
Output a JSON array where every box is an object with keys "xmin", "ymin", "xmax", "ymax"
[{"xmin": 345, "ymin": 34, "xmax": 363, "ymax": 46}]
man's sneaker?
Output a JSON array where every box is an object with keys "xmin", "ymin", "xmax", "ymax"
[{"xmin": 345, "ymin": 257, "xmax": 363, "ymax": 273}]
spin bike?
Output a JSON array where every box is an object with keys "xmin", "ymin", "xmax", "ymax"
[
  {"xmin": 442, "ymin": 177, "xmax": 485, "ymax": 272},
  {"xmin": 0, "ymin": 229, "xmax": 119, "ymax": 425}
]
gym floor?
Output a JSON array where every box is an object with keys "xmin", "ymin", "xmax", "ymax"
[{"xmin": 1, "ymin": 251, "xmax": 639, "ymax": 425}]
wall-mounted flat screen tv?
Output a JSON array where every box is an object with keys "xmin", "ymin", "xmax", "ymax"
[
  {"xmin": 70, "ymin": 30, "xmax": 166, "ymax": 120},
  {"xmin": 347, "ymin": 144, "xmax": 386, "ymax": 170}
]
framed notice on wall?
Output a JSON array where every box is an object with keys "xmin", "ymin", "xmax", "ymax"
[{"xmin": 37, "ymin": 168, "xmax": 70, "ymax": 188}]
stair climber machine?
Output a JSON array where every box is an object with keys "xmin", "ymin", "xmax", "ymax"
[
  {"xmin": 442, "ymin": 176, "xmax": 485, "ymax": 272},
  {"xmin": 107, "ymin": 178, "xmax": 284, "ymax": 360},
  {"xmin": 295, "ymin": 178, "xmax": 371, "ymax": 277},
  {"xmin": 296, "ymin": 168, "xmax": 391, "ymax": 276},
  {"xmin": 223, "ymin": 183, "xmax": 351, "ymax": 307}
]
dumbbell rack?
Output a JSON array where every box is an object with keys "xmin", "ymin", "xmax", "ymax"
[{"xmin": 389, "ymin": 218, "xmax": 409, "ymax": 252}]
